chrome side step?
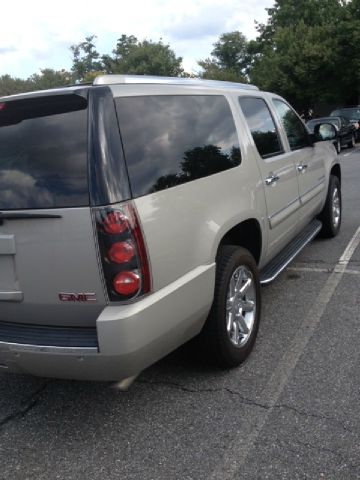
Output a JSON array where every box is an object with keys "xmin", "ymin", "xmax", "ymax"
[{"xmin": 260, "ymin": 219, "xmax": 322, "ymax": 285}]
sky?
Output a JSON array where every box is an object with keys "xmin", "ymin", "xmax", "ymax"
[{"xmin": 0, "ymin": 0, "xmax": 274, "ymax": 79}]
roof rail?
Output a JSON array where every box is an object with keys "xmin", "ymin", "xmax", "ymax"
[{"xmin": 93, "ymin": 74, "xmax": 259, "ymax": 91}]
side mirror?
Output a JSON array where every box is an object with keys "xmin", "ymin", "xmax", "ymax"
[{"xmin": 313, "ymin": 123, "xmax": 337, "ymax": 142}]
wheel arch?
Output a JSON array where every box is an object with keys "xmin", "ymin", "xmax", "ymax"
[
  {"xmin": 330, "ymin": 163, "xmax": 341, "ymax": 185},
  {"xmin": 216, "ymin": 218, "xmax": 262, "ymax": 265}
]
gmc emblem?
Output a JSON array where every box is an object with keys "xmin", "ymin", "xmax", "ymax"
[{"xmin": 59, "ymin": 292, "xmax": 97, "ymax": 302}]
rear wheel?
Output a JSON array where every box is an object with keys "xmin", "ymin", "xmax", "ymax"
[
  {"xmin": 318, "ymin": 175, "xmax": 342, "ymax": 238},
  {"xmin": 200, "ymin": 246, "xmax": 261, "ymax": 367}
]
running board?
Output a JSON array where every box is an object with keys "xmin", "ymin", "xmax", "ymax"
[{"xmin": 260, "ymin": 219, "xmax": 322, "ymax": 285}]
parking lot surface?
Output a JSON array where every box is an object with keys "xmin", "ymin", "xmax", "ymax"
[{"xmin": 1, "ymin": 146, "xmax": 360, "ymax": 480}]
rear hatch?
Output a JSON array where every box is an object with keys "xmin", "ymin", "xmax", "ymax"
[{"xmin": 0, "ymin": 89, "xmax": 106, "ymax": 328}]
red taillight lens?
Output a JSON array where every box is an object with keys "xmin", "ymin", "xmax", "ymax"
[
  {"xmin": 0, "ymin": 103, "xmax": 6, "ymax": 111},
  {"xmin": 108, "ymin": 241, "xmax": 134, "ymax": 264},
  {"xmin": 95, "ymin": 202, "xmax": 151, "ymax": 301},
  {"xmin": 103, "ymin": 211, "xmax": 128, "ymax": 234},
  {"xmin": 113, "ymin": 271, "xmax": 140, "ymax": 296}
]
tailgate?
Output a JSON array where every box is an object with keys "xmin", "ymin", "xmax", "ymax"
[
  {"xmin": 0, "ymin": 89, "xmax": 106, "ymax": 327},
  {"xmin": 0, "ymin": 208, "xmax": 106, "ymax": 326}
]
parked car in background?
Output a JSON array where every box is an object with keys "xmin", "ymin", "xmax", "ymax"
[
  {"xmin": 330, "ymin": 107, "xmax": 360, "ymax": 141},
  {"xmin": 306, "ymin": 116, "xmax": 356, "ymax": 153},
  {"xmin": 0, "ymin": 75, "xmax": 341, "ymax": 385}
]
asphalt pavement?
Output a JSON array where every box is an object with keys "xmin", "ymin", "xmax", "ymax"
[{"xmin": 1, "ymin": 146, "xmax": 360, "ymax": 480}]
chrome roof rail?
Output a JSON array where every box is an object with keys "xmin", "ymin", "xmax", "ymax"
[{"xmin": 93, "ymin": 74, "xmax": 259, "ymax": 91}]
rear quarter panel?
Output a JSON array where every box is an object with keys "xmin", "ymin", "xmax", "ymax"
[{"xmin": 135, "ymin": 152, "xmax": 266, "ymax": 292}]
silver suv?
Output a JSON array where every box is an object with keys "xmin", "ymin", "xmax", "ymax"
[{"xmin": 0, "ymin": 75, "xmax": 341, "ymax": 383}]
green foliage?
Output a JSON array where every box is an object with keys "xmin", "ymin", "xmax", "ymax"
[
  {"xmin": 198, "ymin": 31, "xmax": 251, "ymax": 83},
  {"xmin": 70, "ymin": 35, "xmax": 103, "ymax": 82},
  {"xmin": 250, "ymin": 0, "xmax": 360, "ymax": 109},
  {"xmin": 0, "ymin": 75, "xmax": 31, "ymax": 97},
  {"xmin": 28, "ymin": 69, "xmax": 73, "ymax": 90},
  {"xmin": 198, "ymin": 61, "xmax": 248, "ymax": 83},
  {"xmin": 0, "ymin": 69, "xmax": 72, "ymax": 97},
  {"xmin": 102, "ymin": 34, "xmax": 184, "ymax": 76}
]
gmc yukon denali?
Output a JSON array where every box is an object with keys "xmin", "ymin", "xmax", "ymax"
[{"xmin": 0, "ymin": 75, "xmax": 341, "ymax": 384}]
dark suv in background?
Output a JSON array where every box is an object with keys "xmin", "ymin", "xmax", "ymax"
[
  {"xmin": 306, "ymin": 116, "xmax": 356, "ymax": 153},
  {"xmin": 330, "ymin": 107, "xmax": 360, "ymax": 141}
]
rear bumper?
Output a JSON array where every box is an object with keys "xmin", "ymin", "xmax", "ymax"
[{"xmin": 0, "ymin": 264, "xmax": 215, "ymax": 381}]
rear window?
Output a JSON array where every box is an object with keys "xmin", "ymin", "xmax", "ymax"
[
  {"xmin": 115, "ymin": 95, "xmax": 241, "ymax": 197},
  {"xmin": 239, "ymin": 97, "xmax": 283, "ymax": 158},
  {"xmin": 0, "ymin": 93, "xmax": 88, "ymax": 210}
]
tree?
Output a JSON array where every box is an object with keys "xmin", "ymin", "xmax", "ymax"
[
  {"xmin": 198, "ymin": 32, "xmax": 251, "ymax": 82},
  {"xmin": 249, "ymin": 0, "xmax": 359, "ymax": 110},
  {"xmin": 28, "ymin": 69, "xmax": 72, "ymax": 90},
  {"xmin": 335, "ymin": 0, "xmax": 360, "ymax": 104},
  {"xmin": 102, "ymin": 34, "xmax": 184, "ymax": 76},
  {"xmin": 0, "ymin": 75, "xmax": 32, "ymax": 97},
  {"xmin": 70, "ymin": 35, "xmax": 103, "ymax": 82}
]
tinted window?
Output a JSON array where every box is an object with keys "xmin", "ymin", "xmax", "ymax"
[
  {"xmin": 273, "ymin": 99, "xmax": 310, "ymax": 150},
  {"xmin": 239, "ymin": 97, "xmax": 283, "ymax": 158},
  {"xmin": 0, "ymin": 94, "xmax": 88, "ymax": 210},
  {"xmin": 115, "ymin": 95, "xmax": 241, "ymax": 197},
  {"xmin": 332, "ymin": 108, "xmax": 360, "ymax": 121}
]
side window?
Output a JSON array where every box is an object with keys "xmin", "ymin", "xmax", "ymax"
[
  {"xmin": 239, "ymin": 97, "xmax": 283, "ymax": 158},
  {"xmin": 115, "ymin": 95, "xmax": 241, "ymax": 197},
  {"xmin": 273, "ymin": 99, "xmax": 311, "ymax": 150},
  {"xmin": 342, "ymin": 116, "xmax": 349, "ymax": 126}
]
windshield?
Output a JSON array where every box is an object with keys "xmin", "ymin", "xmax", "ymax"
[
  {"xmin": 0, "ymin": 93, "xmax": 89, "ymax": 210},
  {"xmin": 331, "ymin": 108, "xmax": 360, "ymax": 121}
]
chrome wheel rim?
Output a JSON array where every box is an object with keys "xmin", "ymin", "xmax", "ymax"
[
  {"xmin": 226, "ymin": 266, "xmax": 256, "ymax": 347},
  {"xmin": 332, "ymin": 187, "xmax": 341, "ymax": 229}
]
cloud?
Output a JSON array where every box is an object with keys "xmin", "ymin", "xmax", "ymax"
[
  {"xmin": 0, "ymin": 0, "xmax": 274, "ymax": 78},
  {"xmin": 0, "ymin": 47, "xmax": 18, "ymax": 55},
  {"xmin": 163, "ymin": 9, "xmax": 233, "ymax": 41}
]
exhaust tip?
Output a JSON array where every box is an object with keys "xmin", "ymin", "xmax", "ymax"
[{"xmin": 112, "ymin": 374, "xmax": 138, "ymax": 391}]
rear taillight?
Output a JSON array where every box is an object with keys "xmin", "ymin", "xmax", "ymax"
[
  {"xmin": 94, "ymin": 202, "xmax": 151, "ymax": 301},
  {"xmin": 113, "ymin": 271, "xmax": 140, "ymax": 296}
]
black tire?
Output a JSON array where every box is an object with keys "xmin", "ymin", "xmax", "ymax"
[
  {"xmin": 199, "ymin": 246, "xmax": 261, "ymax": 368},
  {"xmin": 318, "ymin": 175, "xmax": 342, "ymax": 238},
  {"xmin": 347, "ymin": 134, "xmax": 355, "ymax": 149}
]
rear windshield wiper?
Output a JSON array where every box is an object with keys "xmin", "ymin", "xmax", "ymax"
[{"xmin": 0, "ymin": 212, "xmax": 62, "ymax": 225}]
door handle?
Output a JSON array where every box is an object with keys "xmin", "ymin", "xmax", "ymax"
[
  {"xmin": 297, "ymin": 164, "xmax": 308, "ymax": 173},
  {"xmin": 265, "ymin": 174, "xmax": 280, "ymax": 186}
]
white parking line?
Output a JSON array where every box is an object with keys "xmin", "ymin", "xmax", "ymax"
[
  {"xmin": 210, "ymin": 226, "xmax": 360, "ymax": 480},
  {"xmin": 287, "ymin": 266, "xmax": 360, "ymax": 275}
]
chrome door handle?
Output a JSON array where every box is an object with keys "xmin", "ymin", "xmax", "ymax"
[
  {"xmin": 265, "ymin": 174, "xmax": 280, "ymax": 186},
  {"xmin": 297, "ymin": 163, "xmax": 308, "ymax": 173}
]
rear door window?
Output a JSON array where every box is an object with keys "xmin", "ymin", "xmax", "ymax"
[
  {"xmin": 239, "ymin": 97, "xmax": 283, "ymax": 158},
  {"xmin": 0, "ymin": 93, "xmax": 88, "ymax": 210},
  {"xmin": 115, "ymin": 95, "xmax": 241, "ymax": 197}
]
